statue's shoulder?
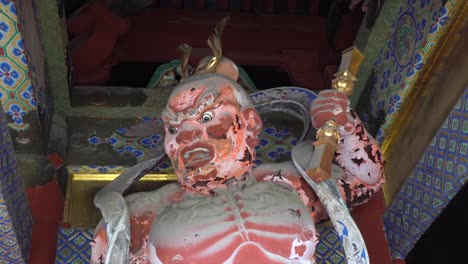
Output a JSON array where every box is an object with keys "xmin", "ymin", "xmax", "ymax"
[
  {"xmin": 125, "ymin": 183, "xmax": 183, "ymax": 209},
  {"xmin": 253, "ymin": 140, "xmax": 317, "ymax": 180},
  {"xmin": 253, "ymin": 141, "xmax": 345, "ymax": 183},
  {"xmin": 252, "ymin": 161, "xmax": 300, "ymax": 180}
]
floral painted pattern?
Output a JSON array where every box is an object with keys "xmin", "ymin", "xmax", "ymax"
[
  {"xmin": 406, "ymin": 53, "xmax": 424, "ymax": 78},
  {"xmin": 375, "ymin": 130, "xmax": 384, "ymax": 144},
  {"xmin": 377, "ymin": 100, "xmax": 386, "ymax": 111},
  {"xmin": 415, "ymin": 19, "xmax": 427, "ymax": 43},
  {"xmin": 140, "ymin": 134, "xmax": 161, "ymax": 149},
  {"xmin": 374, "ymin": 48, "xmax": 383, "ymax": 67},
  {"xmin": 116, "ymin": 127, "xmax": 128, "ymax": 134},
  {"xmin": 407, "ymin": 0, "xmax": 416, "ymax": 7},
  {"xmin": 0, "ymin": 0, "xmax": 16, "ymax": 16},
  {"xmin": 380, "ymin": 69, "xmax": 391, "ymax": 90},
  {"xmin": 264, "ymin": 128, "xmax": 291, "ymax": 138},
  {"xmin": 68, "ymin": 165, "xmax": 128, "ymax": 174},
  {"xmin": 87, "ymin": 165, "xmax": 119, "ymax": 174},
  {"xmin": 393, "ymin": 66, "xmax": 403, "ymax": 85},
  {"xmin": 106, "ymin": 136, "xmax": 119, "ymax": 145},
  {"xmin": 255, "ymin": 139, "xmax": 269, "ymax": 151},
  {"xmin": 419, "ymin": 0, "xmax": 431, "ymax": 9},
  {"xmin": 387, "ymin": 94, "xmax": 402, "ymax": 115},
  {"xmin": 0, "ymin": 62, "xmax": 20, "ymax": 87},
  {"xmin": 140, "ymin": 117, "xmax": 155, "ymax": 123},
  {"xmin": 0, "ymin": 21, "xmax": 9, "ymax": 41},
  {"xmin": 154, "ymin": 163, "xmax": 171, "ymax": 172},
  {"xmin": 289, "ymin": 138, "xmax": 298, "ymax": 146},
  {"xmin": 429, "ymin": 6, "xmax": 448, "ymax": 34},
  {"xmin": 1, "ymin": 0, "xmax": 51, "ymax": 135},
  {"xmin": 12, "ymin": 39, "xmax": 28, "ymax": 65},
  {"xmin": 88, "ymin": 136, "xmax": 119, "ymax": 146},
  {"xmin": 5, "ymin": 103, "xmax": 26, "ymax": 125},
  {"xmin": 117, "ymin": 146, "xmax": 144, "ymax": 158},
  {"xmin": 88, "ymin": 136, "xmax": 101, "ymax": 146},
  {"xmin": 267, "ymin": 147, "xmax": 291, "ymax": 160},
  {"xmin": 21, "ymin": 85, "xmax": 36, "ymax": 107}
]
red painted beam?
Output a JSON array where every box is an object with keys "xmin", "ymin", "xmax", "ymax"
[
  {"xmin": 131, "ymin": 8, "xmax": 327, "ymax": 31},
  {"xmin": 308, "ymin": 0, "xmax": 320, "ymax": 15},
  {"xmin": 167, "ymin": 0, "xmax": 183, "ymax": 8},
  {"xmin": 112, "ymin": 8, "xmax": 329, "ymax": 74},
  {"xmin": 27, "ymin": 154, "xmax": 64, "ymax": 264},
  {"xmin": 263, "ymin": 0, "xmax": 274, "ymax": 13},
  {"xmin": 241, "ymin": 0, "xmax": 252, "ymax": 12},
  {"xmin": 69, "ymin": 6, "xmax": 335, "ymax": 89},
  {"xmin": 288, "ymin": 0, "xmax": 297, "ymax": 15},
  {"xmin": 193, "ymin": 0, "xmax": 206, "ymax": 9},
  {"xmin": 352, "ymin": 191, "xmax": 393, "ymax": 264},
  {"xmin": 216, "ymin": 0, "xmax": 229, "ymax": 10}
]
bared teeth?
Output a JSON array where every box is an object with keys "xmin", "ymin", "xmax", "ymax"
[
  {"xmin": 183, "ymin": 147, "xmax": 213, "ymax": 167},
  {"xmin": 184, "ymin": 148, "xmax": 210, "ymax": 160}
]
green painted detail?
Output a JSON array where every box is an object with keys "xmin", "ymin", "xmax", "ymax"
[
  {"xmin": 146, "ymin": 59, "xmax": 181, "ymax": 89},
  {"xmin": 237, "ymin": 66, "xmax": 257, "ymax": 91},
  {"xmin": 432, "ymin": 197, "xmax": 444, "ymax": 208},
  {"xmin": 459, "ymin": 142, "xmax": 467, "ymax": 156},
  {"xmin": 36, "ymin": 0, "xmax": 71, "ymax": 115},
  {"xmin": 457, "ymin": 164, "xmax": 467, "ymax": 176},
  {"xmin": 146, "ymin": 59, "xmax": 257, "ymax": 92},
  {"xmin": 444, "ymin": 181, "xmax": 454, "ymax": 193},
  {"xmin": 421, "ymin": 212, "xmax": 432, "ymax": 222},
  {"xmin": 350, "ymin": 0, "xmax": 403, "ymax": 106}
]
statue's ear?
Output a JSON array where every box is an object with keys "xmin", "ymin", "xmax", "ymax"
[
  {"xmin": 215, "ymin": 57, "xmax": 239, "ymax": 82},
  {"xmin": 242, "ymin": 107, "xmax": 263, "ymax": 136}
]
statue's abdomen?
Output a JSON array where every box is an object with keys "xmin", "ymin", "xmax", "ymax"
[{"xmin": 152, "ymin": 182, "xmax": 317, "ymax": 263}]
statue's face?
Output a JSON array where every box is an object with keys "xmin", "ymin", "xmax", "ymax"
[{"xmin": 162, "ymin": 77, "xmax": 261, "ymax": 194}]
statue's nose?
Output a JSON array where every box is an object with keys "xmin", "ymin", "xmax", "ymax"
[{"xmin": 176, "ymin": 122, "xmax": 204, "ymax": 144}]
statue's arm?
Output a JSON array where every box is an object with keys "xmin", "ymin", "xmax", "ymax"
[
  {"xmin": 310, "ymin": 90, "xmax": 385, "ymax": 207},
  {"xmin": 335, "ymin": 111, "xmax": 385, "ymax": 206},
  {"xmin": 253, "ymin": 162, "xmax": 325, "ymax": 220},
  {"xmin": 91, "ymin": 183, "xmax": 183, "ymax": 264},
  {"xmin": 91, "ymin": 154, "xmax": 167, "ymax": 264}
]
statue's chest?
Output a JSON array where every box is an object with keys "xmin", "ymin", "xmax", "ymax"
[{"xmin": 151, "ymin": 182, "xmax": 315, "ymax": 263}]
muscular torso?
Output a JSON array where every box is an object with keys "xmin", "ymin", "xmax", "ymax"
[
  {"xmin": 150, "ymin": 179, "xmax": 317, "ymax": 264},
  {"xmin": 92, "ymin": 140, "xmax": 384, "ymax": 264}
]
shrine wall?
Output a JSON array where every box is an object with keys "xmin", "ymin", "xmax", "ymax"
[
  {"xmin": 0, "ymin": 1, "xmax": 50, "ymax": 154},
  {"xmin": 0, "ymin": 86, "xmax": 33, "ymax": 264},
  {"xmin": 383, "ymin": 87, "xmax": 467, "ymax": 258},
  {"xmin": 366, "ymin": 0, "xmax": 458, "ymax": 144},
  {"xmin": 359, "ymin": 0, "xmax": 468, "ymax": 259}
]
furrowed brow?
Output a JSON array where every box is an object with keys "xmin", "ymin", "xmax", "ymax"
[{"xmin": 195, "ymin": 90, "xmax": 218, "ymax": 112}]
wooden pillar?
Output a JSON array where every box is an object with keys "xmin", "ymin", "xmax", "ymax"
[{"xmin": 0, "ymin": 104, "xmax": 33, "ymax": 263}]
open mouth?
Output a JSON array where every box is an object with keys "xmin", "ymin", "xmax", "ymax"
[{"xmin": 181, "ymin": 143, "xmax": 215, "ymax": 169}]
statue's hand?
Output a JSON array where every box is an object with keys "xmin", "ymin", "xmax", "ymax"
[
  {"xmin": 310, "ymin": 93, "xmax": 385, "ymax": 205},
  {"xmin": 310, "ymin": 90, "xmax": 356, "ymax": 136}
]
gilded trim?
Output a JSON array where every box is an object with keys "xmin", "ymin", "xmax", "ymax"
[
  {"xmin": 72, "ymin": 173, "xmax": 178, "ymax": 181},
  {"xmin": 381, "ymin": 1, "xmax": 467, "ymax": 206},
  {"xmin": 63, "ymin": 173, "xmax": 178, "ymax": 227}
]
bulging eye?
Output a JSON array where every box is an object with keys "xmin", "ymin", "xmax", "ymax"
[
  {"xmin": 168, "ymin": 126, "xmax": 178, "ymax": 135},
  {"xmin": 201, "ymin": 112, "xmax": 213, "ymax": 123}
]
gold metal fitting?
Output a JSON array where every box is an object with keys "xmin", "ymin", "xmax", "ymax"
[
  {"xmin": 331, "ymin": 70, "xmax": 356, "ymax": 95},
  {"xmin": 206, "ymin": 56, "xmax": 219, "ymax": 72},
  {"xmin": 316, "ymin": 120, "xmax": 341, "ymax": 144}
]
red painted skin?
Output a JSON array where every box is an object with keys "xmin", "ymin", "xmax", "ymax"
[{"xmin": 91, "ymin": 73, "xmax": 384, "ymax": 264}]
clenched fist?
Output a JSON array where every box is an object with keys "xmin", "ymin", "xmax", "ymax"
[{"xmin": 310, "ymin": 90, "xmax": 356, "ymax": 136}]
